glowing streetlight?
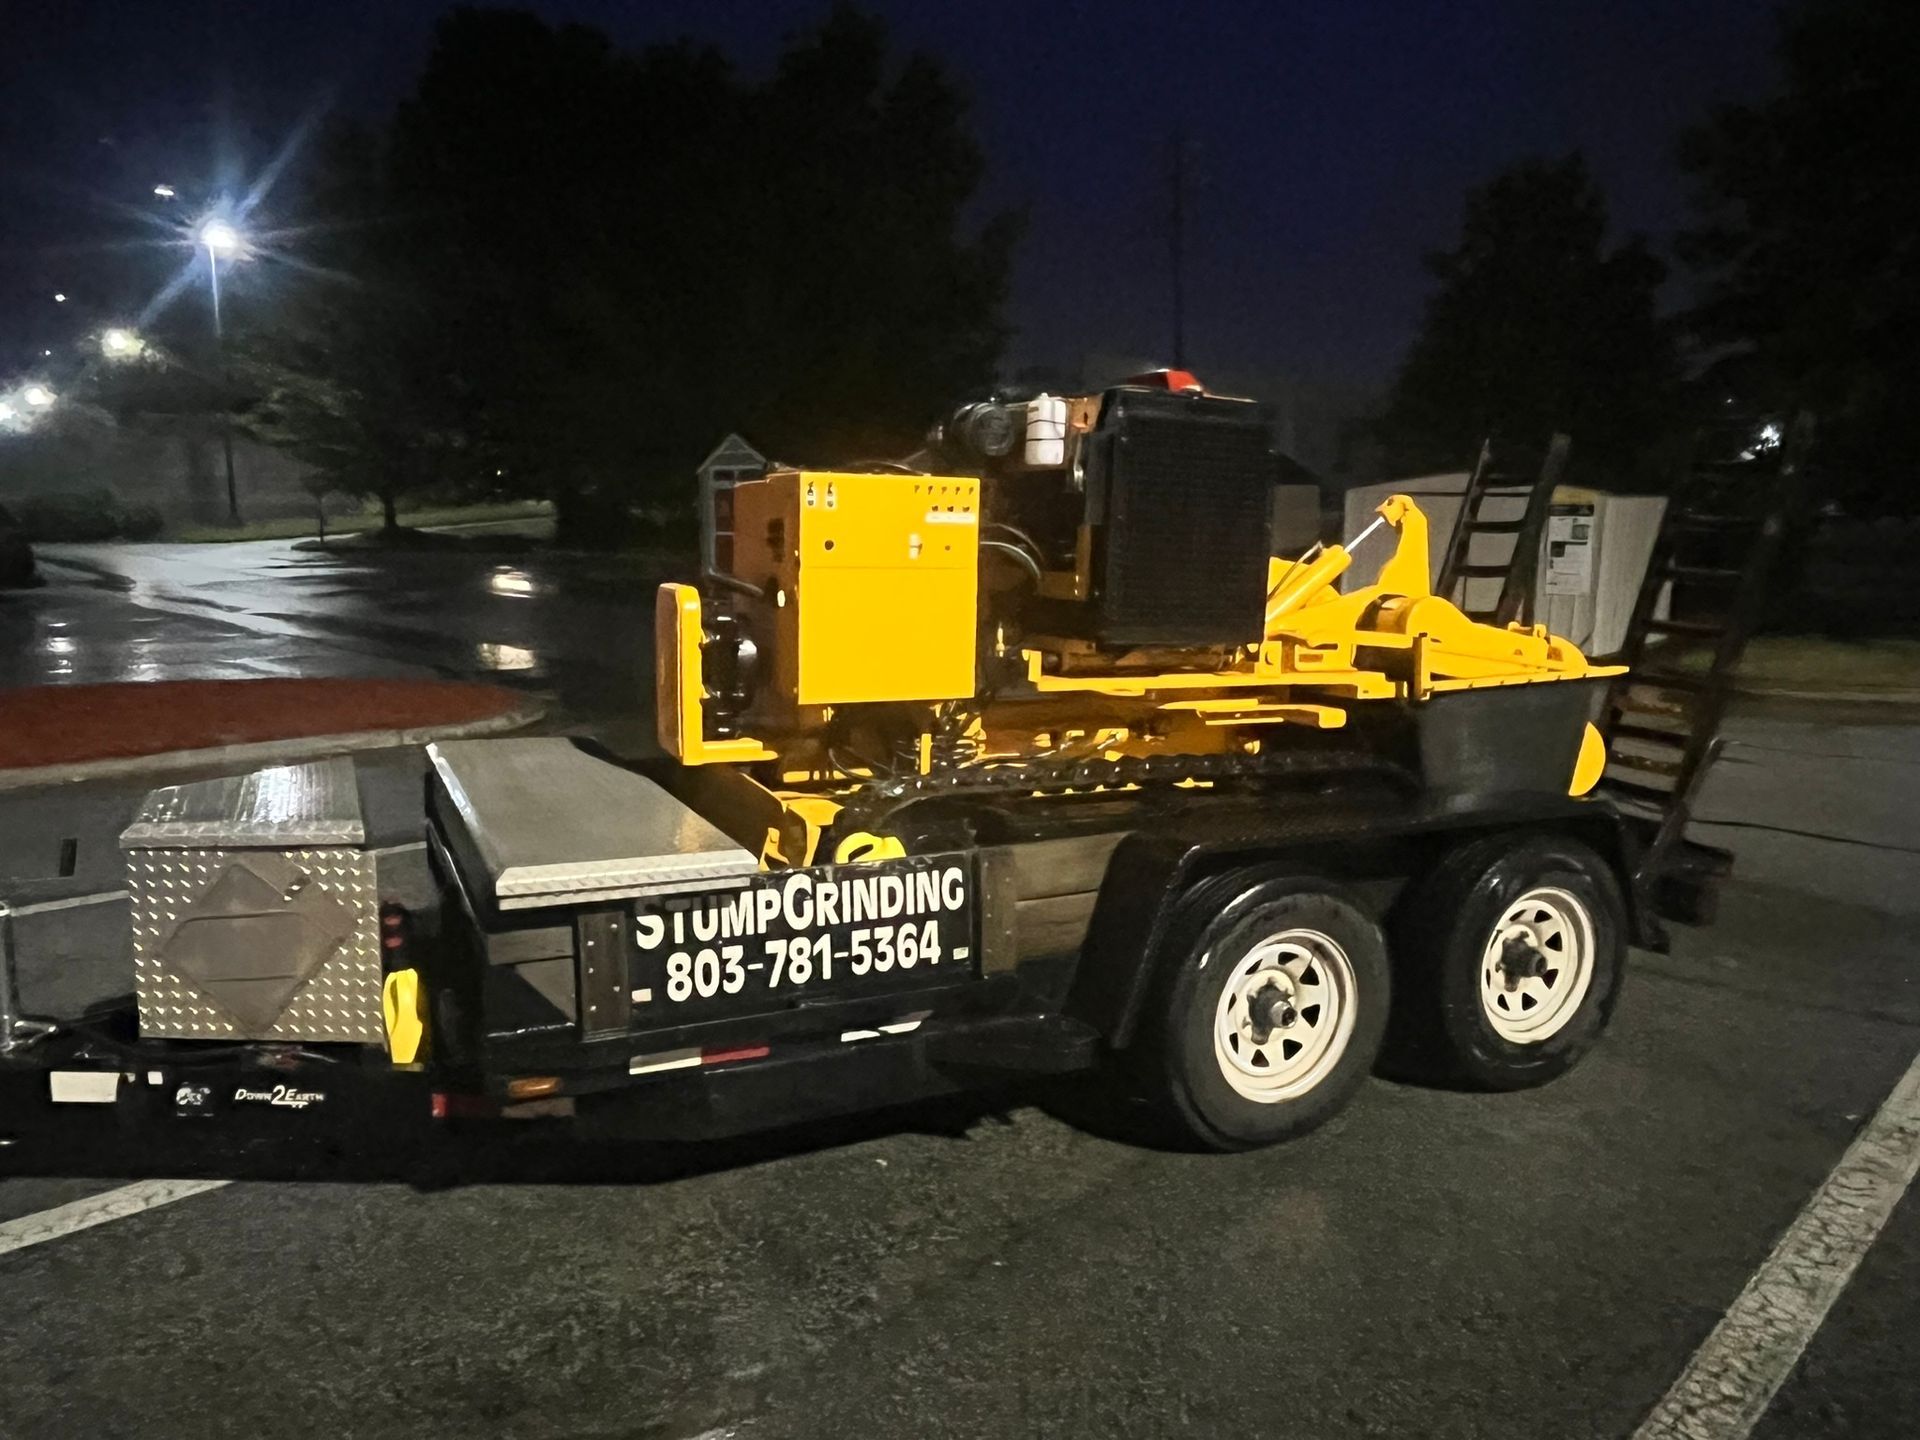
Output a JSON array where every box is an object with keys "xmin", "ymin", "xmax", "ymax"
[
  {"xmin": 102, "ymin": 327, "xmax": 143, "ymax": 359},
  {"xmin": 0, "ymin": 402, "xmax": 15, "ymax": 424},
  {"xmin": 52, "ymin": 293, "xmax": 67, "ymax": 303},
  {"xmin": 23, "ymin": 385, "xmax": 56, "ymax": 408},
  {"xmin": 153, "ymin": 183, "xmax": 176, "ymax": 199},
  {"xmin": 200, "ymin": 219, "xmax": 242, "ymax": 257}
]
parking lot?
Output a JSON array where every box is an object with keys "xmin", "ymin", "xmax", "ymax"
[
  {"xmin": 1, "ymin": 865, "xmax": 1915, "ymax": 1438},
  {"xmin": 3, "ymin": 546, "xmax": 1919, "ymax": 1439}
]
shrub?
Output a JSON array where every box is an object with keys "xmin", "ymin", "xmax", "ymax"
[
  {"xmin": 116, "ymin": 503, "xmax": 164, "ymax": 540},
  {"xmin": 10, "ymin": 490, "xmax": 170, "ymax": 542},
  {"xmin": 15, "ymin": 491, "xmax": 124, "ymax": 542}
]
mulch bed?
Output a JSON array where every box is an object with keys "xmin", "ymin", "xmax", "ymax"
[{"xmin": 0, "ymin": 678, "xmax": 528, "ymax": 770}]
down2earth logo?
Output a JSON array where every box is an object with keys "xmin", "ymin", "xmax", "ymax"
[
  {"xmin": 233, "ymin": 1083, "xmax": 326, "ymax": 1109},
  {"xmin": 171, "ymin": 1081, "xmax": 325, "ymax": 1111}
]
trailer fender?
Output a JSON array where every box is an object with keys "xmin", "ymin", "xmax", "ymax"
[{"xmin": 1064, "ymin": 799, "xmax": 1646, "ymax": 1052}]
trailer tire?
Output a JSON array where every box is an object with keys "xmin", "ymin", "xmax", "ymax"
[
  {"xmin": 1387, "ymin": 832, "xmax": 1625, "ymax": 1091},
  {"xmin": 1148, "ymin": 878, "xmax": 1389, "ymax": 1151}
]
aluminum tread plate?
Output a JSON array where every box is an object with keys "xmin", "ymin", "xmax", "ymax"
[
  {"xmin": 127, "ymin": 846, "xmax": 382, "ymax": 1043},
  {"xmin": 428, "ymin": 738, "xmax": 758, "ymax": 908},
  {"xmin": 120, "ymin": 758, "xmax": 365, "ymax": 849}
]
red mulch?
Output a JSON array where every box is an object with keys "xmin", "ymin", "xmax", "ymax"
[{"xmin": 0, "ymin": 679, "xmax": 527, "ymax": 771}]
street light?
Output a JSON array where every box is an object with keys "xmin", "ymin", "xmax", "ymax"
[
  {"xmin": 198, "ymin": 214, "xmax": 246, "ymax": 523},
  {"xmin": 200, "ymin": 219, "xmax": 242, "ymax": 257},
  {"xmin": 153, "ymin": 183, "xmax": 176, "ymax": 199},
  {"xmin": 22, "ymin": 385, "xmax": 55, "ymax": 408},
  {"xmin": 102, "ymin": 327, "xmax": 143, "ymax": 359}
]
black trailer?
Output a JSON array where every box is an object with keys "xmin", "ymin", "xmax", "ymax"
[{"xmin": 3, "ymin": 718, "xmax": 1668, "ymax": 1165}]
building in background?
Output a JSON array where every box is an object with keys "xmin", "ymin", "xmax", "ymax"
[
  {"xmin": 0, "ymin": 405, "xmax": 332, "ymax": 530},
  {"xmin": 1340, "ymin": 473, "xmax": 1667, "ymax": 656},
  {"xmin": 697, "ymin": 433, "xmax": 767, "ymax": 572}
]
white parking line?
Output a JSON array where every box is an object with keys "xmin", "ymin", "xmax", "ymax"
[
  {"xmin": 0, "ymin": 1180, "xmax": 229, "ymax": 1260},
  {"xmin": 1634, "ymin": 1047, "xmax": 1920, "ymax": 1440}
]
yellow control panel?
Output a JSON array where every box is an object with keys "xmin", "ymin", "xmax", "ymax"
[{"xmin": 729, "ymin": 470, "xmax": 980, "ymax": 707}]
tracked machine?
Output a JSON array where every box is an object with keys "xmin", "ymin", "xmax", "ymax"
[
  {"xmin": 661, "ymin": 373, "xmax": 1616, "ymax": 863},
  {"xmin": 8, "ymin": 374, "xmax": 1681, "ymax": 1157}
]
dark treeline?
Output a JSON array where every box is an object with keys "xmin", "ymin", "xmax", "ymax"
[
  {"xmin": 54, "ymin": 0, "xmax": 1919, "ymax": 527},
  {"xmin": 1377, "ymin": 0, "xmax": 1916, "ymax": 506},
  {"xmin": 235, "ymin": 4, "xmax": 1018, "ymax": 540}
]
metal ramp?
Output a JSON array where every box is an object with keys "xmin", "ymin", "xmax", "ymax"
[
  {"xmin": 1436, "ymin": 433, "xmax": 1571, "ymax": 626},
  {"xmin": 1599, "ymin": 414, "xmax": 1816, "ymax": 924}
]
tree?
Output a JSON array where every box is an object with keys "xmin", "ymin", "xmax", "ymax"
[
  {"xmin": 1379, "ymin": 154, "xmax": 1681, "ymax": 476},
  {"xmin": 230, "ymin": 123, "xmax": 465, "ymax": 531},
  {"xmin": 1678, "ymin": 0, "xmax": 1920, "ymax": 509},
  {"xmin": 729, "ymin": 7, "xmax": 1019, "ymax": 459},
  {"xmin": 382, "ymin": 4, "xmax": 1017, "ymax": 543}
]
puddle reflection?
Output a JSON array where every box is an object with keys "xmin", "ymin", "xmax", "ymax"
[
  {"xmin": 486, "ymin": 567, "xmax": 544, "ymax": 599},
  {"xmin": 474, "ymin": 641, "xmax": 540, "ymax": 671}
]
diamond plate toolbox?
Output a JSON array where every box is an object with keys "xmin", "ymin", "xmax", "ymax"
[{"xmin": 121, "ymin": 760, "xmax": 384, "ymax": 1044}]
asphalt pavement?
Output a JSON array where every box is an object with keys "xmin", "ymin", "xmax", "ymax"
[
  {"xmin": 7, "ymin": 534, "xmax": 674, "ymax": 753},
  {"xmin": 2, "ymin": 878, "xmax": 1917, "ymax": 1440},
  {"xmin": 2, "ymin": 541, "xmax": 1919, "ymax": 1439}
]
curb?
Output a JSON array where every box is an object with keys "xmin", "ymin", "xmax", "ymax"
[
  {"xmin": 0, "ymin": 698, "xmax": 546, "ymax": 793},
  {"xmin": 1731, "ymin": 684, "xmax": 1920, "ymax": 705}
]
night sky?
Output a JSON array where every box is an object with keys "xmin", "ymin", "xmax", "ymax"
[{"xmin": 2, "ymin": 0, "xmax": 1779, "ymax": 392}]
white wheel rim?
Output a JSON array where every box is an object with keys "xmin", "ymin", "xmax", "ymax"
[
  {"xmin": 1478, "ymin": 886, "xmax": 1596, "ymax": 1043},
  {"xmin": 1210, "ymin": 928, "xmax": 1358, "ymax": 1103}
]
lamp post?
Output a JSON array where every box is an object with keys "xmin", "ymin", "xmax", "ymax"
[{"xmin": 200, "ymin": 218, "xmax": 244, "ymax": 524}]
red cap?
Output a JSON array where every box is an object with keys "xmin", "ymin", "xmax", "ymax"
[{"xmin": 1119, "ymin": 368, "xmax": 1205, "ymax": 393}]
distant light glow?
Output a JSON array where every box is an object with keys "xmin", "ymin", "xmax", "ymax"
[
  {"xmin": 474, "ymin": 642, "xmax": 538, "ymax": 671},
  {"xmin": 153, "ymin": 184, "xmax": 176, "ymax": 198},
  {"xmin": 102, "ymin": 327, "xmax": 142, "ymax": 358},
  {"xmin": 52, "ymin": 293, "xmax": 67, "ymax": 303},
  {"xmin": 199, "ymin": 219, "xmax": 242, "ymax": 256},
  {"xmin": 0, "ymin": 402, "xmax": 15, "ymax": 423},
  {"xmin": 22, "ymin": 385, "xmax": 55, "ymax": 408},
  {"xmin": 488, "ymin": 568, "xmax": 537, "ymax": 598}
]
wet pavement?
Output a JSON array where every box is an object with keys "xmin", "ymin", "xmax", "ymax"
[
  {"xmin": 2, "ymin": 534, "xmax": 679, "ymax": 755},
  {"xmin": 3, "ymin": 542, "xmax": 1920, "ymax": 1437}
]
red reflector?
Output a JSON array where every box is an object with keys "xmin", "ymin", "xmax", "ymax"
[
  {"xmin": 700, "ymin": 1043, "xmax": 770, "ymax": 1066},
  {"xmin": 382, "ymin": 912, "xmax": 405, "ymax": 930},
  {"xmin": 431, "ymin": 1091, "xmax": 497, "ymax": 1119},
  {"xmin": 382, "ymin": 935, "xmax": 404, "ymax": 950}
]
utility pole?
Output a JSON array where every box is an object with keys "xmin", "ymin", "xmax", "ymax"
[
  {"xmin": 198, "ymin": 218, "xmax": 246, "ymax": 525},
  {"xmin": 1168, "ymin": 130, "xmax": 1187, "ymax": 370},
  {"xmin": 208, "ymin": 246, "xmax": 241, "ymax": 525}
]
